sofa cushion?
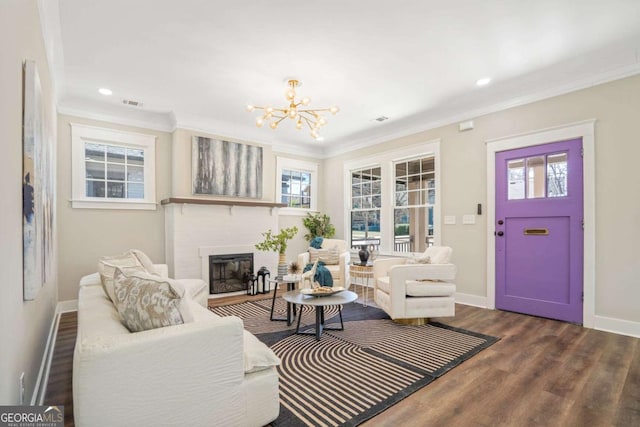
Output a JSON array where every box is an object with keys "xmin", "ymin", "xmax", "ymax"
[
  {"xmin": 243, "ymin": 330, "xmax": 280, "ymax": 374},
  {"xmin": 98, "ymin": 252, "xmax": 147, "ymax": 302},
  {"xmin": 323, "ymin": 264, "xmax": 341, "ymax": 280},
  {"xmin": 377, "ymin": 276, "xmax": 391, "ymax": 294},
  {"xmin": 113, "ymin": 270, "xmax": 193, "ymax": 332}
]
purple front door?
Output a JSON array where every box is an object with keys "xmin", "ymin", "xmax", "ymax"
[{"xmin": 495, "ymin": 138, "xmax": 583, "ymax": 323}]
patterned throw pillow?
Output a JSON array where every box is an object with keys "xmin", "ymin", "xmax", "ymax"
[
  {"xmin": 130, "ymin": 249, "xmax": 159, "ymax": 276},
  {"xmin": 113, "ymin": 270, "xmax": 192, "ymax": 332},
  {"xmin": 308, "ymin": 247, "xmax": 329, "ymax": 264},
  {"xmin": 98, "ymin": 252, "xmax": 147, "ymax": 302},
  {"xmin": 320, "ymin": 245, "xmax": 340, "ymax": 265}
]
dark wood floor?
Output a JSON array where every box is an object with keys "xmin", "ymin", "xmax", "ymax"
[{"xmin": 45, "ymin": 287, "xmax": 639, "ymax": 426}]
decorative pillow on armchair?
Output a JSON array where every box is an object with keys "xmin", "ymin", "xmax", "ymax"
[
  {"xmin": 308, "ymin": 246, "xmax": 340, "ymax": 265},
  {"xmin": 113, "ymin": 269, "xmax": 193, "ymax": 332}
]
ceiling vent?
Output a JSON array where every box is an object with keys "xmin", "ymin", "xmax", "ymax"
[
  {"xmin": 373, "ymin": 116, "xmax": 389, "ymax": 122},
  {"xmin": 122, "ymin": 99, "xmax": 143, "ymax": 107}
]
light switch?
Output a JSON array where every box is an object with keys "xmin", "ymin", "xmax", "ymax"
[
  {"xmin": 463, "ymin": 214, "xmax": 476, "ymax": 225},
  {"xmin": 444, "ymin": 215, "xmax": 456, "ymax": 225}
]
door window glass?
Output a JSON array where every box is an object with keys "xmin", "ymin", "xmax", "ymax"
[
  {"xmin": 526, "ymin": 156, "xmax": 546, "ymax": 199},
  {"xmin": 507, "ymin": 152, "xmax": 569, "ymax": 200},
  {"xmin": 507, "ymin": 159, "xmax": 525, "ymax": 200},
  {"xmin": 547, "ymin": 153, "xmax": 568, "ymax": 197}
]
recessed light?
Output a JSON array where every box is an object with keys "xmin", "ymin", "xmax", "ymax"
[
  {"xmin": 98, "ymin": 88, "xmax": 113, "ymax": 96},
  {"xmin": 476, "ymin": 78, "xmax": 491, "ymax": 87}
]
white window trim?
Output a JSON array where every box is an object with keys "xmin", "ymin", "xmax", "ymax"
[
  {"xmin": 343, "ymin": 139, "xmax": 441, "ymax": 254},
  {"xmin": 276, "ymin": 156, "xmax": 318, "ymax": 216},
  {"xmin": 71, "ymin": 123, "xmax": 157, "ymax": 210}
]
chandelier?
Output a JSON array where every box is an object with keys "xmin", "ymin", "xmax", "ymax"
[{"xmin": 246, "ymin": 79, "xmax": 339, "ymax": 140}]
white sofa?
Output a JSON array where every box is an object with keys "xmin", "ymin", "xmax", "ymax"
[
  {"xmin": 297, "ymin": 238, "xmax": 350, "ymax": 287},
  {"xmin": 73, "ymin": 265, "xmax": 280, "ymax": 427},
  {"xmin": 373, "ymin": 246, "xmax": 457, "ymax": 323}
]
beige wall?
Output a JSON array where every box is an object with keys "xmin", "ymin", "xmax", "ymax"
[
  {"xmin": 171, "ymin": 126, "xmax": 324, "ymax": 264},
  {"xmin": 323, "ymin": 74, "xmax": 640, "ymax": 324},
  {"xmin": 56, "ymin": 115, "xmax": 172, "ymax": 301},
  {"xmin": 0, "ymin": 0, "xmax": 58, "ymax": 404}
]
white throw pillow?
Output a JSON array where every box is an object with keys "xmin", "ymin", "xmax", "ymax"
[
  {"xmin": 98, "ymin": 252, "xmax": 147, "ymax": 302},
  {"xmin": 113, "ymin": 269, "xmax": 193, "ymax": 332},
  {"xmin": 406, "ymin": 254, "xmax": 431, "ymax": 264},
  {"xmin": 130, "ymin": 249, "xmax": 159, "ymax": 276},
  {"xmin": 243, "ymin": 330, "xmax": 280, "ymax": 373},
  {"xmin": 423, "ymin": 246, "xmax": 453, "ymax": 264}
]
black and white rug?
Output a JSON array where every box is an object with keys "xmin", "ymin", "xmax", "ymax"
[{"xmin": 210, "ymin": 298, "xmax": 498, "ymax": 427}]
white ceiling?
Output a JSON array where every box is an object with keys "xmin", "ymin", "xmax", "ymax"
[{"xmin": 44, "ymin": 0, "xmax": 640, "ymax": 157}]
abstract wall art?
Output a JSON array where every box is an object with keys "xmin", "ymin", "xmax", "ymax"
[
  {"xmin": 192, "ymin": 136, "xmax": 263, "ymax": 198},
  {"xmin": 23, "ymin": 60, "xmax": 54, "ymax": 300}
]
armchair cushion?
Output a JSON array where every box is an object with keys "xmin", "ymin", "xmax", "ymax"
[{"xmin": 406, "ymin": 281, "xmax": 456, "ymax": 297}]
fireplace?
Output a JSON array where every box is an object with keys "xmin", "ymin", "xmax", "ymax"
[{"xmin": 209, "ymin": 253, "xmax": 254, "ymax": 294}]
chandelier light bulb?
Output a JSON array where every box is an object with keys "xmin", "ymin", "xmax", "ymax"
[
  {"xmin": 296, "ymin": 120, "xmax": 303, "ymax": 129},
  {"xmin": 301, "ymin": 97, "xmax": 310, "ymax": 105},
  {"xmin": 288, "ymin": 107, "xmax": 298, "ymax": 119},
  {"xmin": 246, "ymin": 104, "xmax": 255, "ymax": 112},
  {"xmin": 256, "ymin": 117, "xmax": 264, "ymax": 127},
  {"xmin": 330, "ymin": 106, "xmax": 340, "ymax": 114},
  {"xmin": 318, "ymin": 117, "xmax": 327, "ymax": 126},
  {"xmin": 285, "ymin": 89, "xmax": 296, "ymax": 100},
  {"xmin": 310, "ymin": 130, "xmax": 319, "ymax": 139},
  {"xmin": 265, "ymin": 106, "xmax": 273, "ymax": 114},
  {"xmin": 270, "ymin": 122, "xmax": 278, "ymax": 129}
]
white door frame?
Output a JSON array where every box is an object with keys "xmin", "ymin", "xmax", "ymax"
[{"xmin": 485, "ymin": 119, "xmax": 596, "ymax": 327}]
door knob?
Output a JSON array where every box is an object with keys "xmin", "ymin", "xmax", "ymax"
[
  {"xmin": 497, "ymin": 231, "xmax": 504, "ymax": 236},
  {"xmin": 498, "ymin": 220, "xmax": 504, "ymax": 225}
]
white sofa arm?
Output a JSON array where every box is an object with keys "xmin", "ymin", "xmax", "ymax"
[
  {"xmin": 373, "ymin": 258, "xmax": 406, "ymax": 282},
  {"xmin": 339, "ymin": 251, "xmax": 350, "ymax": 288},
  {"xmin": 298, "ymin": 251, "xmax": 310, "ymax": 268},
  {"xmin": 153, "ymin": 263, "xmax": 169, "ymax": 278},
  {"xmin": 73, "ymin": 316, "xmax": 246, "ymax": 427}
]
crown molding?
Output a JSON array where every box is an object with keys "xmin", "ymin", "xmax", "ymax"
[
  {"xmin": 322, "ymin": 63, "xmax": 640, "ymax": 158},
  {"xmin": 57, "ymin": 104, "xmax": 175, "ymax": 133}
]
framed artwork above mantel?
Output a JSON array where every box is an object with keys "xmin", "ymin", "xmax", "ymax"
[{"xmin": 191, "ymin": 136, "xmax": 263, "ymax": 198}]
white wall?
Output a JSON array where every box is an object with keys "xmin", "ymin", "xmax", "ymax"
[
  {"xmin": 0, "ymin": 0, "xmax": 58, "ymax": 404},
  {"xmin": 323, "ymin": 74, "xmax": 640, "ymax": 326}
]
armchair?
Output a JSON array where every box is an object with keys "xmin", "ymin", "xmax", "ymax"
[
  {"xmin": 298, "ymin": 239, "xmax": 350, "ymax": 288},
  {"xmin": 373, "ymin": 246, "xmax": 456, "ymax": 325}
]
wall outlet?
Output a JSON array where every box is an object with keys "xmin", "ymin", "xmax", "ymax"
[{"xmin": 19, "ymin": 372, "xmax": 25, "ymax": 405}]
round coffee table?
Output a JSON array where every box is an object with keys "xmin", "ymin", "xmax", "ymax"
[{"xmin": 283, "ymin": 290, "xmax": 357, "ymax": 341}]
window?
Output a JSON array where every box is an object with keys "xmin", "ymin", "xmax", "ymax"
[
  {"xmin": 350, "ymin": 166, "xmax": 382, "ymax": 250},
  {"xmin": 507, "ymin": 151, "xmax": 568, "ymax": 200},
  {"xmin": 71, "ymin": 124, "xmax": 156, "ymax": 210},
  {"xmin": 344, "ymin": 139, "xmax": 441, "ymax": 254},
  {"xmin": 275, "ymin": 157, "xmax": 318, "ymax": 214},
  {"xmin": 394, "ymin": 156, "xmax": 435, "ymax": 252}
]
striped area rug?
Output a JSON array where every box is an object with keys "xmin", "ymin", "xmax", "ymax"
[{"xmin": 210, "ymin": 298, "xmax": 498, "ymax": 426}]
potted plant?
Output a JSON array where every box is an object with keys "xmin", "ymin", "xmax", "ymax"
[
  {"xmin": 302, "ymin": 212, "xmax": 336, "ymax": 242},
  {"xmin": 255, "ymin": 226, "xmax": 298, "ymax": 277}
]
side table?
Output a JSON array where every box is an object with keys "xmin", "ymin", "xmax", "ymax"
[
  {"xmin": 350, "ymin": 264, "xmax": 374, "ymax": 307},
  {"xmin": 268, "ymin": 275, "xmax": 301, "ymax": 326}
]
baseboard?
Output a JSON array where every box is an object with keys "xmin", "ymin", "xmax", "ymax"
[
  {"xmin": 455, "ymin": 292, "xmax": 488, "ymax": 308},
  {"xmin": 594, "ymin": 315, "xmax": 640, "ymax": 338},
  {"xmin": 31, "ymin": 300, "xmax": 79, "ymax": 405},
  {"xmin": 57, "ymin": 299, "xmax": 78, "ymax": 313}
]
